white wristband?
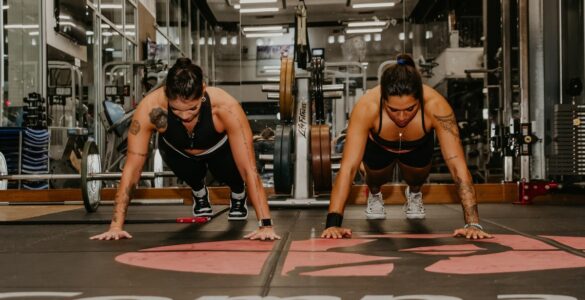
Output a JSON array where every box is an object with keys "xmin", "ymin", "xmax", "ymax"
[{"xmin": 464, "ymin": 223, "xmax": 484, "ymax": 231}]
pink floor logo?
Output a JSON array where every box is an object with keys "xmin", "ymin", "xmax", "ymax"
[{"xmin": 115, "ymin": 234, "xmax": 585, "ymax": 276}]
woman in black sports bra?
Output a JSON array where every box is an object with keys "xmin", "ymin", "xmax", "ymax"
[
  {"xmin": 91, "ymin": 58, "xmax": 280, "ymax": 241},
  {"xmin": 321, "ymin": 54, "xmax": 491, "ymax": 240}
]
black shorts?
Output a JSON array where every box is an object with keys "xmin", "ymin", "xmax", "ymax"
[{"xmin": 362, "ymin": 135, "xmax": 435, "ymax": 170}]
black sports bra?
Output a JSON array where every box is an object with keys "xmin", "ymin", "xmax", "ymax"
[
  {"xmin": 370, "ymin": 96, "xmax": 434, "ymax": 150},
  {"xmin": 160, "ymin": 92, "xmax": 226, "ymax": 150}
]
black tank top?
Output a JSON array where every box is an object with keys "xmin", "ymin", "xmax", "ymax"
[
  {"xmin": 161, "ymin": 92, "xmax": 226, "ymax": 150},
  {"xmin": 371, "ymin": 96, "xmax": 434, "ymax": 150}
]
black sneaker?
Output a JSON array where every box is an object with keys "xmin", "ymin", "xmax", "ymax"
[
  {"xmin": 228, "ymin": 193, "xmax": 248, "ymax": 220},
  {"xmin": 192, "ymin": 187, "xmax": 213, "ymax": 217}
]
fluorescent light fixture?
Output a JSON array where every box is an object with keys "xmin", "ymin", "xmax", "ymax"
[
  {"xmin": 240, "ymin": 7, "xmax": 279, "ymax": 13},
  {"xmin": 245, "ymin": 32, "xmax": 284, "ymax": 38},
  {"xmin": 234, "ymin": 4, "xmax": 240, "ymax": 9},
  {"xmin": 263, "ymin": 65, "xmax": 280, "ymax": 70},
  {"xmin": 2, "ymin": 5, "xmax": 9, "ymax": 9},
  {"xmin": 242, "ymin": 25, "xmax": 283, "ymax": 32},
  {"xmin": 347, "ymin": 21, "xmax": 387, "ymax": 27},
  {"xmin": 86, "ymin": 31, "xmax": 94, "ymax": 36},
  {"xmin": 58, "ymin": 15, "xmax": 71, "ymax": 20},
  {"xmin": 352, "ymin": 2, "xmax": 395, "ymax": 8},
  {"xmin": 264, "ymin": 69, "xmax": 280, "ymax": 74},
  {"xmin": 4, "ymin": 24, "xmax": 39, "ymax": 29},
  {"xmin": 29, "ymin": 31, "xmax": 39, "ymax": 36},
  {"xmin": 101, "ymin": 4, "xmax": 123, "ymax": 9},
  {"xmin": 240, "ymin": 0, "xmax": 277, "ymax": 3},
  {"xmin": 105, "ymin": 48, "xmax": 115, "ymax": 52},
  {"xmin": 346, "ymin": 27, "xmax": 384, "ymax": 34}
]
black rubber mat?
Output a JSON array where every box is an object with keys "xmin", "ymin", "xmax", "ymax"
[{"xmin": 0, "ymin": 203, "xmax": 584, "ymax": 299}]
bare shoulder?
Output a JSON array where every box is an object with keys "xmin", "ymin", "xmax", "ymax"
[
  {"xmin": 423, "ymin": 84, "xmax": 451, "ymax": 116},
  {"xmin": 207, "ymin": 86, "xmax": 239, "ymax": 107},
  {"xmin": 355, "ymin": 85, "xmax": 380, "ymax": 113}
]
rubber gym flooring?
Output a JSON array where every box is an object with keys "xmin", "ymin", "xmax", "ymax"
[{"xmin": 0, "ymin": 202, "xmax": 584, "ymax": 300}]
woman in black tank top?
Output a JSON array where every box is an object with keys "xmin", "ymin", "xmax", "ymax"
[
  {"xmin": 91, "ymin": 58, "xmax": 280, "ymax": 241},
  {"xmin": 321, "ymin": 54, "xmax": 491, "ymax": 241}
]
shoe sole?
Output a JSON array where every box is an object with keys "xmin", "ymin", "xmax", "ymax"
[
  {"xmin": 365, "ymin": 213, "xmax": 386, "ymax": 220},
  {"xmin": 193, "ymin": 212, "xmax": 213, "ymax": 217},
  {"xmin": 228, "ymin": 215, "xmax": 248, "ymax": 221},
  {"xmin": 406, "ymin": 214, "xmax": 425, "ymax": 219}
]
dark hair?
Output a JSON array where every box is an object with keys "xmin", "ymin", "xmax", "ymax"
[
  {"xmin": 165, "ymin": 57, "xmax": 204, "ymax": 101},
  {"xmin": 380, "ymin": 53, "xmax": 423, "ymax": 102}
]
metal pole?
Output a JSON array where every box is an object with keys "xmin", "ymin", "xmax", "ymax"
[
  {"xmin": 519, "ymin": 0, "xmax": 531, "ymax": 181},
  {"xmin": 501, "ymin": 0, "xmax": 514, "ymax": 182}
]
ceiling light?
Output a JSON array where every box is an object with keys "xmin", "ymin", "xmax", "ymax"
[
  {"xmin": 230, "ymin": 36, "xmax": 238, "ymax": 45},
  {"xmin": 347, "ymin": 21, "xmax": 387, "ymax": 27},
  {"xmin": 101, "ymin": 4, "xmax": 123, "ymax": 9},
  {"xmin": 245, "ymin": 32, "xmax": 284, "ymax": 38},
  {"xmin": 352, "ymin": 2, "xmax": 395, "ymax": 9},
  {"xmin": 240, "ymin": 7, "xmax": 279, "ymax": 13},
  {"xmin": 346, "ymin": 27, "xmax": 384, "ymax": 34},
  {"xmin": 242, "ymin": 26, "xmax": 284, "ymax": 32},
  {"xmin": 240, "ymin": 0, "xmax": 277, "ymax": 3},
  {"xmin": 364, "ymin": 34, "xmax": 371, "ymax": 42},
  {"xmin": 234, "ymin": 4, "xmax": 240, "ymax": 9},
  {"xmin": 399, "ymin": 32, "xmax": 405, "ymax": 41},
  {"xmin": 337, "ymin": 35, "xmax": 345, "ymax": 44},
  {"xmin": 220, "ymin": 37, "xmax": 227, "ymax": 45},
  {"xmin": 374, "ymin": 33, "xmax": 382, "ymax": 41},
  {"xmin": 328, "ymin": 35, "xmax": 335, "ymax": 44}
]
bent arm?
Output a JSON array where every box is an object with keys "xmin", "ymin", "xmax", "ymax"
[
  {"xmin": 109, "ymin": 104, "xmax": 156, "ymax": 230},
  {"xmin": 429, "ymin": 93, "xmax": 479, "ymax": 225}
]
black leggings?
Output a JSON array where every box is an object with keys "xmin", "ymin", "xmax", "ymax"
[
  {"xmin": 362, "ymin": 135, "xmax": 435, "ymax": 170},
  {"xmin": 158, "ymin": 138, "xmax": 245, "ymax": 193}
]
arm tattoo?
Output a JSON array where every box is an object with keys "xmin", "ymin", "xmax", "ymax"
[
  {"xmin": 129, "ymin": 120, "xmax": 140, "ymax": 135},
  {"xmin": 446, "ymin": 155, "xmax": 458, "ymax": 161},
  {"xmin": 112, "ymin": 182, "xmax": 137, "ymax": 224},
  {"xmin": 433, "ymin": 113, "xmax": 460, "ymax": 139},
  {"xmin": 454, "ymin": 176, "xmax": 479, "ymax": 224},
  {"xmin": 149, "ymin": 108, "xmax": 168, "ymax": 129},
  {"xmin": 127, "ymin": 150, "xmax": 148, "ymax": 157}
]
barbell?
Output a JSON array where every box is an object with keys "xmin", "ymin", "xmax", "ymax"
[{"xmin": 0, "ymin": 140, "xmax": 175, "ymax": 212}]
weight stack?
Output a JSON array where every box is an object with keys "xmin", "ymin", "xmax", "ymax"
[{"xmin": 549, "ymin": 104, "xmax": 585, "ymax": 175}]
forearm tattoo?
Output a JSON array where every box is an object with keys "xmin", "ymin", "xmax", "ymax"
[
  {"xmin": 112, "ymin": 182, "xmax": 137, "ymax": 224},
  {"xmin": 433, "ymin": 113, "xmax": 460, "ymax": 139},
  {"xmin": 149, "ymin": 108, "xmax": 168, "ymax": 129},
  {"xmin": 129, "ymin": 120, "xmax": 140, "ymax": 135},
  {"xmin": 455, "ymin": 176, "xmax": 479, "ymax": 224}
]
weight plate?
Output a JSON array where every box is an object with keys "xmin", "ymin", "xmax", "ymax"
[
  {"xmin": 273, "ymin": 125, "xmax": 293, "ymax": 194},
  {"xmin": 311, "ymin": 124, "xmax": 332, "ymax": 194},
  {"xmin": 81, "ymin": 140, "xmax": 102, "ymax": 212},
  {"xmin": 0, "ymin": 152, "xmax": 7, "ymax": 190},
  {"xmin": 153, "ymin": 149, "xmax": 164, "ymax": 188},
  {"xmin": 279, "ymin": 58, "xmax": 295, "ymax": 122}
]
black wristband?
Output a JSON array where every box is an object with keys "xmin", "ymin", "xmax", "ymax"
[
  {"xmin": 325, "ymin": 212, "xmax": 343, "ymax": 228},
  {"xmin": 258, "ymin": 218, "xmax": 273, "ymax": 227}
]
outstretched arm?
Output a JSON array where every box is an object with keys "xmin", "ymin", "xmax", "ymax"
[
  {"xmin": 427, "ymin": 87, "xmax": 491, "ymax": 239},
  {"xmin": 219, "ymin": 90, "xmax": 280, "ymax": 241},
  {"xmin": 90, "ymin": 100, "xmax": 156, "ymax": 240},
  {"xmin": 321, "ymin": 96, "xmax": 372, "ymax": 239}
]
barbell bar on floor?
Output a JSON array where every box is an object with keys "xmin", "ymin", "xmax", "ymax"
[{"xmin": 0, "ymin": 171, "xmax": 175, "ymax": 181}]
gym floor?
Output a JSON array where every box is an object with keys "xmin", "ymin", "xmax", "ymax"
[{"xmin": 0, "ymin": 202, "xmax": 584, "ymax": 300}]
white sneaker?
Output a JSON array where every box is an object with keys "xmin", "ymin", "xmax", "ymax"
[
  {"xmin": 403, "ymin": 187, "xmax": 425, "ymax": 219},
  {"xmin": 365, "ymin": 191, "xmax": 386, "ymax": 219}
]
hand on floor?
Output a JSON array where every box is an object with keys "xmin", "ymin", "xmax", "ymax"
[
  {"xmin": 453, "ymin": 227, "xmax": 492, "ymax": 239},
  {"xmin": 244, "ymin": 227, "xmax": 281, "ymax": 240},
  {"xmin": 90, "ymin": 228, "xmax": 133, "ymax": 241},
  {"xmin": 321, "ymin": 227, "xmax": 352, "ymax": 239}
]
